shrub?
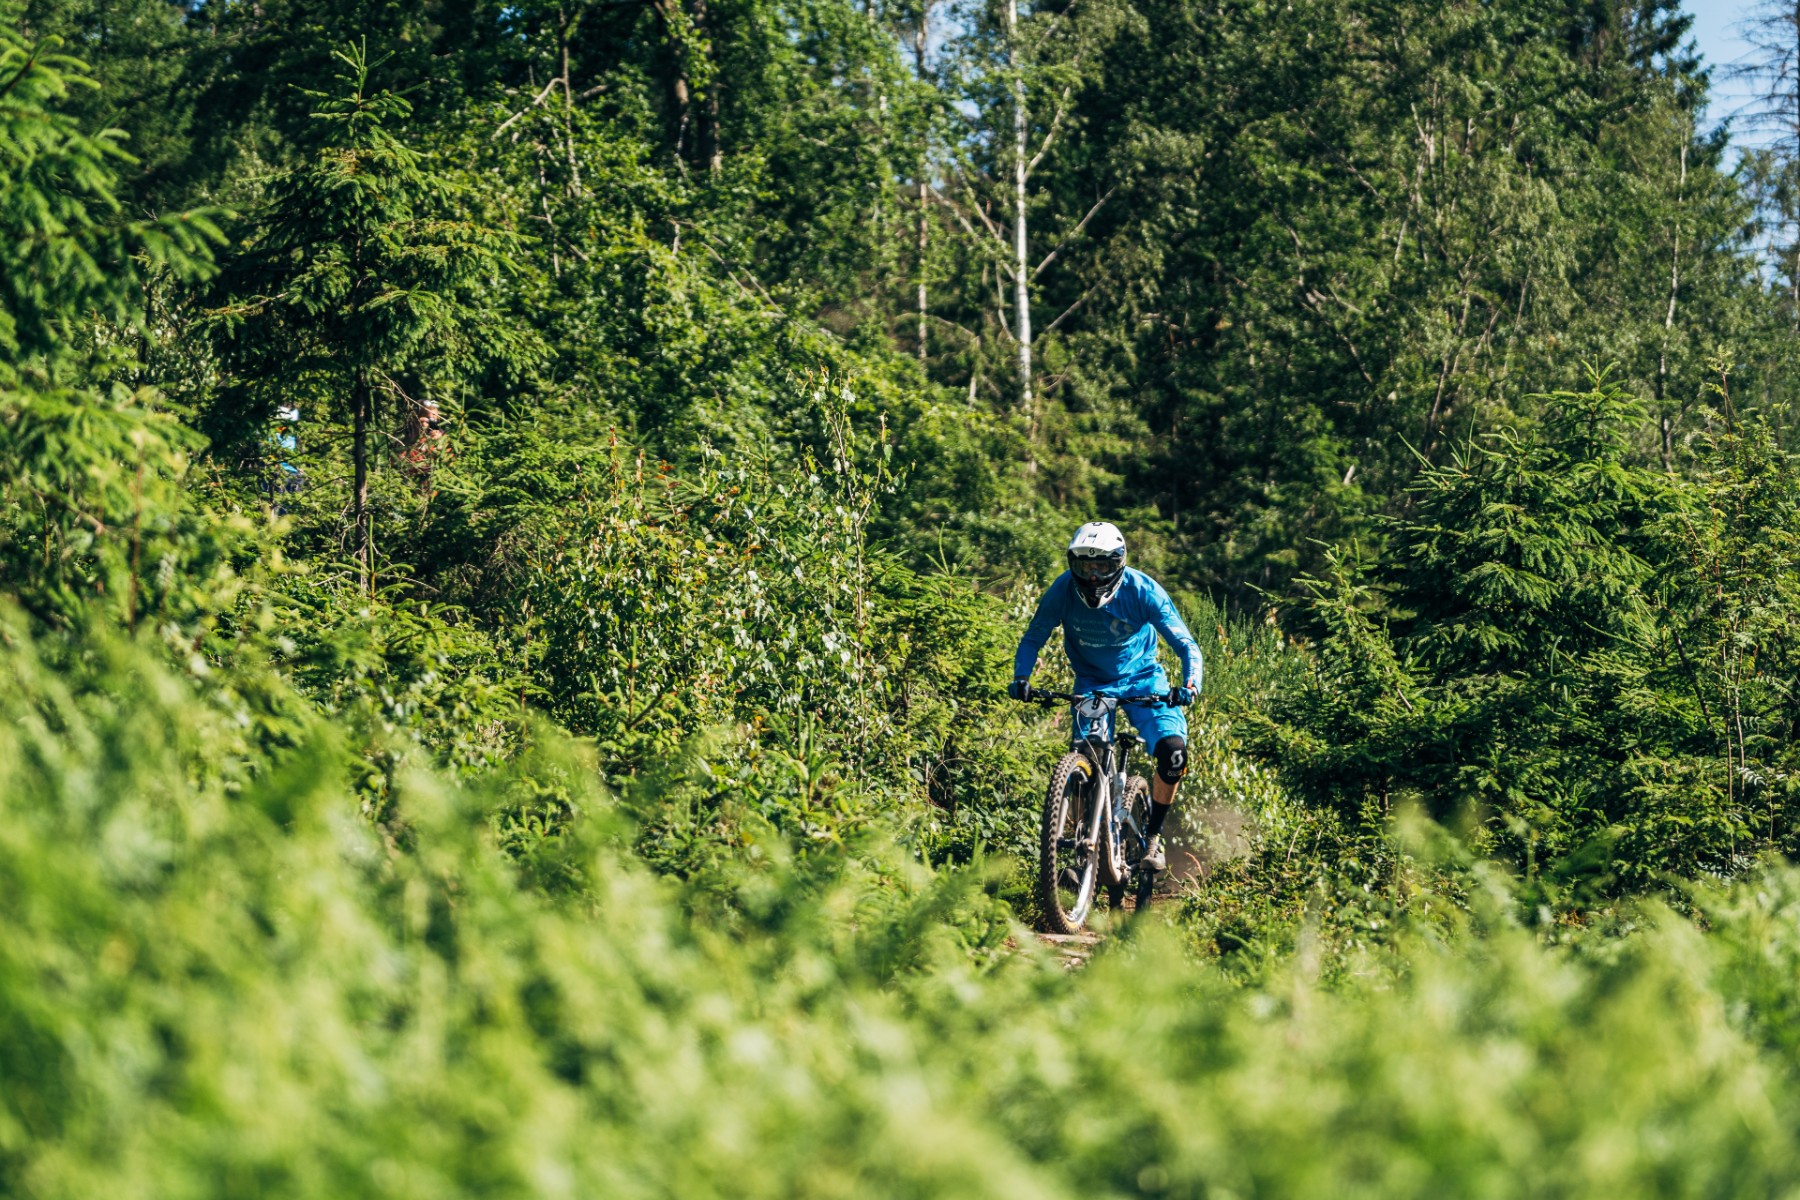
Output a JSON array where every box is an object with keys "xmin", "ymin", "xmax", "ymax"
[{"xmin": 1244, "ymin": 383, "xmax": 1800, "ymax": 894}]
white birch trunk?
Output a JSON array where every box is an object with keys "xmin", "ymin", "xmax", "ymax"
[
  {"xmin": 1658, "ymin": 136, "xmax": 1687, "ymax": 469},
  {"xmin": 1007, "ymin": 0, "xmax": 1034, "ymax": 444},
  {"xmin": 914, "ymin": 21, "xmax": 930, "ymax": 363}
]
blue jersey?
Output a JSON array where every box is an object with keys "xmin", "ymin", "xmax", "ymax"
[{"xmin": 1013, "ymin": 568, "xmax": 1204, "ymax": 695}]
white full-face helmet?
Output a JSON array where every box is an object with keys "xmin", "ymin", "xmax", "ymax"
[{"xmin": 1067, "ymin": 521, "xmax": 1127, "ymax": 608}]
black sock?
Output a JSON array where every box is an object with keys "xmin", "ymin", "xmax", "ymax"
[{"xmin": 1146, "ymin": 800, "xmax": 1172, "ymax": 838}]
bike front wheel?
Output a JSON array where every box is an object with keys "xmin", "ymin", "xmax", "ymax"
[{"xmin": 1039, "ymin": 753, "xmax": 1098, "ymax": 933}]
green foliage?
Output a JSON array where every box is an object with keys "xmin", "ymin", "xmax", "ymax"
[
  {"xmin": 270, "ymin": 578, "xmax": 528, "ymax": 776},
  {"xmin": 1655, "ymin": 409, "xmax": 1800, "ymax": 858},
  {"xmin": 15, "ymin": 0, "xmax": 203, "ymax": 211},
  {"xmin": 14, "ymin": 2, "xmax": 1800, "ymax": 1189},
  {"xmin": 206, "ymin": 40, "xmax": 539, "ymax": 588},
  {"xmin": 0, "ymin": 382, "xmax": 258, "ymax": 632},
  {"xmin": 1049, "ymin": 0, "xmax": 1758, "ymax": 596},
  {"xmin": 518, "ymin": 389, "xmax": 1044, "ymax": 879},
  {"xmin": 0, "ymin": 16, "xmax": 240, "ymax": 636},
  {"xmin": 1244, "ymin": 381, "xmax": 1800, "ymax": 899},
  {"xmin": 0, "ymin": 14, "xmax": 221, "ymax": 384},
  {"xmin": 8, "ymin": 619, "xmax": 1800, "ymax": 1196}
]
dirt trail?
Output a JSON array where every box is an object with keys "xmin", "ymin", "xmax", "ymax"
[
  {"xmin": 1036, "ymin": 930, "xmax": 1103, "ymax": 967},
  {"xmin": 1032, "ymin": 805, "xmax": 1253, "ymax": 967}
]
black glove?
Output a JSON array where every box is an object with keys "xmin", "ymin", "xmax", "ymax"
[
  {"xmin": 1165, "ymin": 684, "xmax": 1196, "ymax": 707},
  {"xmin": 1008, "ymin": 678, "xmax": 1034, "ymax": 702}
]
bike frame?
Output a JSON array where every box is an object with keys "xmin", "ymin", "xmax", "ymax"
[{"xmin": 1034, "ymin": 690, "xmax": 1164, "ymax": 922}]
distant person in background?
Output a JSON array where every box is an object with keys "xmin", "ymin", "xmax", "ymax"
[
  {"xmin": 401, "ymin": 398, "xmax": 447, "ymax": 487},
  {"xmin": 271, "ymin": 405, "xmax": 303, "ymax": 511}
]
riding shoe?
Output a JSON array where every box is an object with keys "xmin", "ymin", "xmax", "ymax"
[{"xmin": 1141, "ymin": 834, "xmax": 1166, "ymax": 873}]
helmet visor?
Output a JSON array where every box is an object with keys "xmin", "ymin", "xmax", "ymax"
[{"xmin": 1069, "ymin": 551, "xmax": 1124, "ymax": 582}]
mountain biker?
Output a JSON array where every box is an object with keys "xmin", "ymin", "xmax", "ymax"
[{"xmin": 1007, "ymin": 522, "xmax": 1203, "ymax": 873}]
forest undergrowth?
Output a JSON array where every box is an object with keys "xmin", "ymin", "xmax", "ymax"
[{"xmin": 12, "ymin": 593, "xmax": 1800, "ymax": 1198}]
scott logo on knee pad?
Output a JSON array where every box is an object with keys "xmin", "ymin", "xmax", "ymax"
[{"xmin": 1154, "ymin": 736, "xmax": 1187, "ymax": 784}]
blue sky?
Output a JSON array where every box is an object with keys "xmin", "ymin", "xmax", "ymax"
[{"xmin": 1686, "ymin": 0, "xmax": 1761, "ymax": 141}]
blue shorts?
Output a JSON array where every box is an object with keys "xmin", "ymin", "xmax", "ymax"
[{"xmin": 1071, "ymin": 699, "xmax": 1187, "ymax": 750}]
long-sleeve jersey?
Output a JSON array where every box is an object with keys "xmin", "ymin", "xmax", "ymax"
[{"xmin": 1012, "ymin": 568, "xmax": 1204, "ymax": 696}]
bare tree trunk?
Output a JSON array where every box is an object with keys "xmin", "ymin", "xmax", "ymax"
[
  {"xmin": 1008, "ymin": 0, "xmax": 1034, "ymax": 451},
  {"xmin": 1659, "ymin": 135, "xmax": 1687, "ymax": 471},
  {"xmin": 914, "ymin": 23, "xmax": 930, "ymax": 363},
  {"xmin": 353, "ymin": 369, "xmax": 372, "ymax": 596},
  {"xmin": 653, "ymin": 0, "xmax": 694, "ymax": 163},
  {"xmin": 695, "ymin": 0, "xmax": 722, "ymax": 173},
  {"xmin": 703, "ymin": 88, "xmax": 721, "ymax": 172},
  {"xmin": 558, "ymin": 5, "xmax": 582, "ymax": 194},
  {"xmin": 917, "ymin": 180, "xmax": 930, "ymax": 361},
  {"xmin": 671, "ymin": 70, "xmax": 692, "ymax": 157}
]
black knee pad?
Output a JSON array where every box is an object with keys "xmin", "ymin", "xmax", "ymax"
[{"xmin": 1154, "ymin": 736, "xmax": 1187, "ymax": 785}]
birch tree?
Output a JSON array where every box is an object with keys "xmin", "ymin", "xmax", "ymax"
[
  {"xmin": 1738, "ymin": 0, "xmax": 1800, "ymax": 327},
  {"xmin": 939, "ymin": 0, "xmax": 1123, "ymax": 455},
  {"xmin": 896, "ymin": 0, "xmax": 946, "ymax": 362}
]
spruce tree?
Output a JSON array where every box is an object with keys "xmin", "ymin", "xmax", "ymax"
[
  {"xmin": 0, "ymin": 17, "xmax": 228, "ymax": 630},
  {"xmin": 208, "ymin": 40, "xmax": 529, "ymax": 595},
  {"xmin": 0, "ymin": 15, "xmax": 217, "ymax": 384}
]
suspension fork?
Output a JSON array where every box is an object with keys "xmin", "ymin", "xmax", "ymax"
[
  {"xmin": 1078, "ymin": 738, "xmax": 1113, "ymax": 850},
  {"xmin": 1083, "ymin": 768, "xmax": 1111, "ymax": 850}
]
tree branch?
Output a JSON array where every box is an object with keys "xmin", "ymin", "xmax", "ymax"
[
  {"xmin": 930, "ymin": 183, "xmax": 1009, "ymax": 251},
  {"xmin": 1302, "ymin": 288, "xmax": 1376, "ymax": 387},
  {"xmin": 972, "ymin": 196, "xmax": 1009, "ymax": 249},
  {"xmin": 1032, "ymin": 185, "xmax": 1115, "ymax": 282},
  {"xmin": 1027, "ymin": 0, "xmax": 1080, "ymax": 54},
  {"xmin": 926, "ymin": 312, "xmax": 983, "ymax": 345},
  {"xmin": 994, "ymin": 263, "xmax": 1014, "ymax": 342},
  {"xmin": 492, "ymin": 76, "xmax": 562, "ymax": 139},
  {"xmin": 1040, "ymin": 283, "xmax": 1095, "ymax": 338},
  {"xmin": 1026, "ymin": 85, "xmax": 1073, "ymax": 177},
  {"xmin": 0, "ymin": 43, "xmax": 44, "ymax": 104}
]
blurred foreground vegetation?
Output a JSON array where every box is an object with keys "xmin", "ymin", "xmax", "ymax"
[{"xmin": 12, "ymin": 615, "xmax": 1800, "ymax": 1197}]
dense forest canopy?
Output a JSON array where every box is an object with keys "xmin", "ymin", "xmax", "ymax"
[
  {"xmin": 12, "ymin": 0, "xmax": 1800, "ymax": 1193},
  {"xmin": 15, "ymin": 0, "xmax": 1784, "ymax": 591}
]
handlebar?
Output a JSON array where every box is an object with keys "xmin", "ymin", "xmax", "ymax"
[{"xmin": 1024, "ymin": 690, "xmax": 1170, "ymax": 707}]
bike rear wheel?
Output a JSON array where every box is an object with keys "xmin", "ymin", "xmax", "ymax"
[
  {"xmin": 1039, "ymin": 753, "xmax": 1098, "ymax": 933},
  {"xmin": 1107, "ymin": 775, "xmax": 1152, "ymax": 912}
]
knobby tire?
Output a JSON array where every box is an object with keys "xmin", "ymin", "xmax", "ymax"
[{"xmin": 1038, "ymin": 753, "xmax": 1096, "ymax": 934}]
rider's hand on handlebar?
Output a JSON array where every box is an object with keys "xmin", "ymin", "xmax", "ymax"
[
  {"xmin": 1007, "ymin": 678, "xmax": 1034, "ymax": 702},
  {"xmin": 1165, "ymin": 684, "xmax": 1196, "ymax": 707}
]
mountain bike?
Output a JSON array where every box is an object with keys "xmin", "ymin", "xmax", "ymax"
[{"xmin": 1026, "ymin": 689, "xmax": 1164, "ymax": 934}]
